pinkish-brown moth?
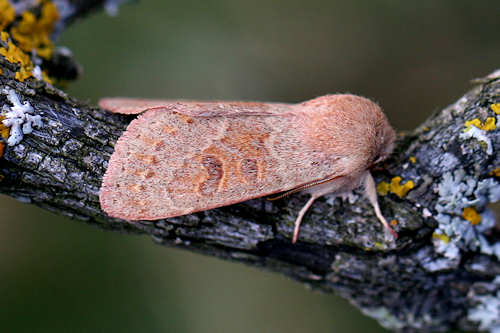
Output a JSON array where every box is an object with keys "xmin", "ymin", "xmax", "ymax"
[{"xmin": 99, "ymin": 94, "xmax": 397, "ymax": 243}]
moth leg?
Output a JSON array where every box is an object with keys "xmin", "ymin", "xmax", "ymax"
[
  {"xmin": 293, "ymin": 194, "xmax": 320, "ymax": 243},
  {"xmin": 293, "ymin": 176, "xmax": 349, "ymax": 243},
  {"xmin": 364, "ymin": 172, "xmax": 398, "ymax": 239}
]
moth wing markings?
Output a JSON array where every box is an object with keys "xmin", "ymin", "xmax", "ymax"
[
  {"xmin": 100, "ymin": 107, "xmax": 218, "ymax": 219},
  {"xmin": 100, "ymin": 107, "xmax": 347, "ymax": 220}
]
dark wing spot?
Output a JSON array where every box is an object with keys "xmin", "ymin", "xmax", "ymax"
[{"xmin": 199, "ymin": 155, "xmax": 223, "ymax": 195}]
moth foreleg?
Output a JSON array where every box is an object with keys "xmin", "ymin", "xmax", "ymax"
[{"xmin": 363, "ymin": 172, "xmax": 398, "ymax": 239}]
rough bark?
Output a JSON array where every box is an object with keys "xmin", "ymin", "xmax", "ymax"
[{"xmin": 1, "ymin": 1, "xmax": 499, "ymax": 332}]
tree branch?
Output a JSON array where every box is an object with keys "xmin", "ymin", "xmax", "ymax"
[{"xmin": 1, "ymin": 2, "xmax": 499, "ymax": 332}]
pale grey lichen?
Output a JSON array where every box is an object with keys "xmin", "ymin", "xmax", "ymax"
[
  {"xmin": 53, "ymin": 0, "xmax": 75, "ymax": 17},
  {"xmin": 361, "ymin": 307, "xmax": 406, "ymax": 330},
  {"xmin": 103, "ymin": 0, "xmax": 130, "ymax": 16},
  {"xmin": 417, "ymin": 245, "xmax": 460, "ymax": 272},
  {"xmin": 12, "ymin": 1, "xmax": 33, "ymax": 13},
  {"xmin": 483, "ymin": 69, "xmax": 500, "ymax": 81},
  {"xmin": 362, "ymin": 305, "xmax": 442, "ymax": 331},
  {"xmin": 469, "ymin": 294, "xmax": 500, "ymax": 333},
  {"xmin": 428, "ymin": 152, "xmax": 460, "ymax": 174},
  {"xmin": 422, "ymin": 255, "xmax": 460, "ymax": 272},
  {"xmin": 1, "ymin": 88, "xmax": 42, "ymax": 146},
  {"xmin": 436, "ymin": 170, "xmax": 476, "ymax": 213},
  {"xmin": 39, "ymin": 155, "xmax": 67, "ymax": 182},
  {"xmin": 468, "ymin": 277, "xmax": 500, "ymax": 333},
  {"xmin": 479, "ymin": 234, "xmax": 500, "ymax": 261},
  {"xmin": 432, "ymin": 230, "xmax": 459, "ymax": 259},
  {"xmin": 32, "ymin": 65, "xmax": 43, "ymax": 81},
  {"xmin": 52, "ymin": 0, "xmax": 76, "ymax": 34},
  {"xmin": 24, "ymin": 151, "xmax": 44, "ymax": 169},
  {"xmin": 460, "ymin": 126, "xmax": 493, "ymax": 155},
  {"xmin": 431, "ymin": 169, "xmax": 499, "ymax": 269}
]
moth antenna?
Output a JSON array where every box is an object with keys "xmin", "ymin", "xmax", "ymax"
[
  {"xmin": 267, "ymin": 187, "xmax": 303, "ymax": 201},
  {"xmin": 267, "ymin": 174, "xmax": 343, "ymax": 201}
]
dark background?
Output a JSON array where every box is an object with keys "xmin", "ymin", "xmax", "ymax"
[{"xmin": 1, "ymin": 1, "xmax": 499, "ymax": 332}]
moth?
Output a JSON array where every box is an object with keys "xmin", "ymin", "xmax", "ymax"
[{"xmin": 99, "ymin": 94, "xmax": 397, "ymax": 243}]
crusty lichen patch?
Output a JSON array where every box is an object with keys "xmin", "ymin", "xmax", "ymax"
[
  {"xmin": 460, "ymin": 114, "xmax": 498, "ymax": 155},
  {"xmin": 491, "ymin": 103, "xmax": 500, "ymax": 114},
  {"xmin": 10, "ymin": 1, "xmax": 59, "ymax": 59},
  {"xmin": 1, "ymin": 30, "xmax": 9, "ymax": 42},
  {"xmin": 377, "ymin": 176, "xmax": 414, "ymax": 198},
  {"xmin": 460, "ymin": 125, "xmax": 495, "ymax": 155},
  {"xmin": 490, "ymin": 167, "xmax": 500, "ymax": 177},
  {"xmin": 0, "ymin": 38, "xmax": 35, "ymax": 81},
  {"xmin": 0, "ymin": 0, "xmax": 15, "ymax": 31},
  {"xmin": 431, "ymin": 169, "xmax": 500, "ymax": 271},
  {"xmin": 0, "ymin": 115, "xmax": 9, "ymax": 144},
  {"xmin": 464, "ymin": 117, "xmax": 497, "ymax": 131},
  {"xmin": 361, "ymin": 307, "xmax": 406, "ymax": 330},
  {"xmin": 0, "ymin": 115, "xmax": 9, "ymax": 138},
  {"xmin": 462, "ymin": 207, "xmax": 481, "ymax": 225},
  {"xmin": 468, "ymin": 277, "xmax": 500, "ymax": 333},
  {"xmin": 1, "ymin": 87, "xmax": 42, "ymax": 145},
  {"xmin": 432, "ymin": 231, "xmax": 450, "ymax": 244},
  {"xmin": 0, "ymin": 2, "xmax": 58, "ymax": 83}
]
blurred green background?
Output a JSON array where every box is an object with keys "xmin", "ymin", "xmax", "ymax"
[{"xmin": 1, "ymin": 1, "xmax": 499, "ymax": 332}]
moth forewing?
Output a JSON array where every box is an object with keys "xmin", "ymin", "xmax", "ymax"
[{"xmin": 99, "ymin": 94, "xmax": 397, "ymax": 242}]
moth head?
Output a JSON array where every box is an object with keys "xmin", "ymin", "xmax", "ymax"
[
  {"xmin": 297, "ymin": 94, "xmax": 395, "ymax": 171},
  {"xmin": 372, "ymin": 116, "xmax": 396, "ymax": 165}
]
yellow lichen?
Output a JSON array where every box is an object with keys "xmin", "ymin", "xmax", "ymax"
[
  {"xmin": 15, "ymin": 66, "xmax": 33, "ymax": 81},
  {"xmin": 0, "ymin": 142, "xmax": 4, "ymax": 158},
  {"xmin": 0, "ymin": 40, "xmax": 34, "ymax": 81},
  {"xmin": 0, "ymin": 67, "xmax": 2, "ymax": 75},
  {"xmin": 378, "ymin": 177, "xmax": 415, "ymax": 198},
  {"xmin": 464, "ymin": 117, "xmax": 496, "ymax": 131},
  {"xmin": 376, "ymin": 181, "xmax": 390, "ymax": 196},
  {"xmin": 491, "ymin": 103, "xmax": 500, "ymax": 115},
  {"xmin": 42, "ymin": 69, "xmax": 52, "ymax": 84},
  {"xmin": 377, "ymin": 177, "xmax": 414, "ymax": 198},
  {"xmin": 365, "ymin": 241, "xmax": 390, "ymax": 251},
  {"xmin": 0, "ymin": 30, "xmax": 8, "ymax": 42},
  {"xmin": 10, "ymin": 1, "xmax": 59, "ymax": 59},
  {"xmin": 0, "ymin": 0, "xmax": 15, "ymax": 31},
  {"xmin": 390, "ymin": 177, "xmax": 414, "ymax": 198},
  {"xmin": 490, "ymin": 167, "xmax": 500, "ymax": 177},
  {"xmin": 432, "ymin": 232, "xmax": 450, "ymax": 244},
  {"xmin": 0, "ymin": 116, "xmax": 9, "ymax": 139},
  {"xmin": 390, "ymin": 219, "xmax": 398, "ymax": 226},
  {"xmin": 481, "ymin": 117, "xmax": 496, "ymax": 131},
  {"xmin": 464, "ymin": 119, "xmax": 483, "ymax": 130},
  {"xmin": 0, "ymin": 41, "xmax": 31, "ymax": 66},
  {"xmin": 409, "ymin": 156, "xmax": 417, "ymax": 164},
  {"xmin": 463, "ymin": 207, "xmax": 481, "ymax": 225}
]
